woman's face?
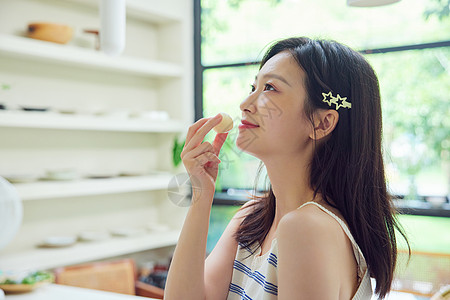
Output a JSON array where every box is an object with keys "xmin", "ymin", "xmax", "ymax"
[{"xmin": 236, "ymin": 51, "xmax": 314, "ymax": 159}]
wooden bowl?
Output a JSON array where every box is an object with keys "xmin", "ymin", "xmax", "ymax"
[
  {"xmin": 0, "ymin": 280, "xmax": 51, "ymax": 294},
  {"xmin": 27, "ymin": 22, "xmax": 73, "ymax": 44}
]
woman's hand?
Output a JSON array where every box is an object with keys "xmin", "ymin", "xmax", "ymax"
[{"xmin": 181, "ymin": 114, "xmax": 228, "ymax": 198}]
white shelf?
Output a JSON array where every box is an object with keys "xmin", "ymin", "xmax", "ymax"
[
  {"xmin": 0, "ymin": 111, "xmax": 183, "ymax": 132},
  {"xmin": 15, "ymin": 174, "xmax": 173, "ymax": 201},
  {"xmin": 0, "ymin": 34, "xmax": 183, "ymax": 78},
  {"xmin": 126, "ymin": 0, "xmax": 183, "ymax": 23},
  {"xmin": 0, "ymin": 230, "xmax": 180, "ymax": 271},
  {"xmin": 0, "ymin": 0, "xmax": 191, "ymax": 272},
  {"xmin": 62, "ymin": 0, "xmax": 183, "ymax": 24}
]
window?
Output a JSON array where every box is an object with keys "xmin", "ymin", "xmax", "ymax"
[{"xmin": 195, "ymin": 0, "xmax": 450, "ymax": 214}]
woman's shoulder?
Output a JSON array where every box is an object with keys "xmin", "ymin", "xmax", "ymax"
[
  {"xmin": 277, "ymin": 202, "xmax": 347, "ymax": 248},
  {"xmin": 275, "ymin": 203, "xmax": 350, "ymax": 297},
  {"xmin": 282, "ymin": 201, "xmax": 340, "ymax": 226}
]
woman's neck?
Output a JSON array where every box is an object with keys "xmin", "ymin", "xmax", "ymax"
[{"xmin": 263, "ymin": 152, "xmax": 317, "ymax": 229}]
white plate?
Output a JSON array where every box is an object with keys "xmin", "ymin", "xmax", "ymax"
[
  {"xmin": 78, "ymin": 231, "xmax": 110, "ymax": 242},
  {"xmin": 44, "ymin": 169, "xmax": 79, "ymax": 181},
  {"xmin": 2, "ymin": 174, "xmax": 40, "ymax": 184},
  {"xmin": 39, "ymin": 236, "xmax": 77, "ymax": 248},
  {"xmin": 85, "ymin": 172, "xmax": 119, "ymax": 179},
  {"xmin": 110, "ymin": 227, "xmax": 146, "ymax": 237},
  {"xmin": 132, "ymin": 110, "xmax": 169, "ymax": 120},
  {"xmin": 96, "ymin": 110, "xmax": 130, "ymax": 119}
]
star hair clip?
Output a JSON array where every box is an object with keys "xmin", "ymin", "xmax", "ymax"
[{"xmin": 322, "ymin": 92, "xmax": 351, "ymax": 110}]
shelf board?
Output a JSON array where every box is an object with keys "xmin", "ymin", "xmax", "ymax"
[
  {"xmin": 15, "ymin": 174, "xmax": 173, "ymax": 201},
  {"xmin": 62, "ymin": 0, "xmax": 183, "ymax": 24},
  {"xmin": 0, "ymin": 34, "xmax": 183, "ymax": 78},
  {"xmin": 0, "ymin": 230, "xmax": 180, "ymax": 271},
  {"xmin": 0, "ymin": 111, "xmax": 183, "ymax": 132},
  {"xmin": 126, "ymin": 0, "xmax": 183, "ymax": 24}
]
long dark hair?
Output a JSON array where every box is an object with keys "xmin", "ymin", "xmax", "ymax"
[{"xmin": 234, "ymin": 37, "xmax": 409, "ymax": 298}]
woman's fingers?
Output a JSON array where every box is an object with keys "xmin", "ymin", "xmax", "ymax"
[
  {"xmin": 181, "ymin": 115, "xmax": 229, "ymax": 181},
  {"xmin": 212, "ymin": 132, "xmax": 228, "ymax": 156},
  {"xmin": 181, "ymin": 142, "xmax": 221, "ymax": 175},
  {"xmin": 191, "ymin": 152, "xmax": 221, "ymax": 169},
  {"xmin": 184, "ymin": 118, "xmax": 210, "ymax": 148},
  {"xmin": 181, "ymin": 141, "xmax": 214, "ymax": 161},
  {"xmin": 184, "ymin": 114, "xmax": 222, "ymax": 152}
]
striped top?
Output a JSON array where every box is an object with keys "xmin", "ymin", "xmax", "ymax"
[{"xmin": 226, "ymin": 201, "xmax": 373, "ymax": 300}]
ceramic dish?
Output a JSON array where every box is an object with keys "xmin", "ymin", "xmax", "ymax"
[
  {"xmin": 78, "ymin": 231, "xmax": 110, "ymax": 242},
  {"xmin": 110, "ymin": 227, "xmax": 146, "ymax": 237},
  {"xmin": 85, "ymin": 172, "xmax": 118, "ymax": 179},
  {"xmin": 44, "ymin": 169, "xmax": 79, "ymax": 181},
  {"xmin": 131, "ymin": 110, "xmax": 169, "ymax": 121},
  {"xmin": 3, "ymin": 173, "xmax": 40, "ymax": 184},
  {"xmin": 38, "ymin": 235, "xmax": 77, "ymax": 248},
  {"xmin": 97, "ymin": 110, "xmax": 130, "ymax": 119},
  {"xmin": 118, "ymin": 172, "xmax": 145, "ymax": 177}
]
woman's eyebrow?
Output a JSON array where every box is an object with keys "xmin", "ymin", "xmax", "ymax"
[{"xmin": 255, "ymin": 73, "xmax": 292, "ymax": 87}]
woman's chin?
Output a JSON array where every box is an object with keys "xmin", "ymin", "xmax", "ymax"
[{"xmin": 236, "ymin": 137, "xmax": 259, "ymax": 157}]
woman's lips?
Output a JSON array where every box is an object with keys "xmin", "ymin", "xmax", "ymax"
[{"xmin": 239, "ymin": 120, "xmax": 259, "ymax": 129}]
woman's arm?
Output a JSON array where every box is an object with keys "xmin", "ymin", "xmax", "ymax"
[
  {"xmin": 204, "ymin": 200, "xmax": 255, "ymax": 299},
  {"xmin": 164, "ymin": 191, "xmax": 215, "ymax": 300},
  {"xmin": 164, "ymin": 115, "xmax": 227, "ymax": 300}
]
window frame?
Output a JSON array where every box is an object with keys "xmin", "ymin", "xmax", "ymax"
[{"xmin": 193, "ymin": 0, "xmax": 450, "ymax": 217}]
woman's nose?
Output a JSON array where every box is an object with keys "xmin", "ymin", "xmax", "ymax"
[{"xmin": 240, "ymin": 92, "xmax": 257, "ymax": 113}]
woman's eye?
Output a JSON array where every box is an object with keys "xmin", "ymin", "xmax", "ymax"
[
  {"xmin": 264, "ymin": 83, "xmax": 276, "ymax": 91},
  {"xmin": 250, "ymin": 84, "xmax": 256, "ymax": 93}
]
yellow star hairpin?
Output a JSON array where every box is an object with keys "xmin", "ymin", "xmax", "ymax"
[{"xmin": 322, "ymin": 92, "xmax": 351, "ymax": 110}]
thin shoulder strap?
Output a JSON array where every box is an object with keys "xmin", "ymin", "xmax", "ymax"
[{"xmin": 297, "ymin": 202, "xmax": 367, "ymax": 271}]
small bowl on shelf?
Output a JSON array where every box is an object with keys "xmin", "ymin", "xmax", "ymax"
[{"xmin": 27, "ymin": 22, "xmax": 73, "ymax": 44}]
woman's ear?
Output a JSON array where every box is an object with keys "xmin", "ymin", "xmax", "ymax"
[{"xmin": 309, "ymin": 109, "xmax": 339, "ymax": 140}]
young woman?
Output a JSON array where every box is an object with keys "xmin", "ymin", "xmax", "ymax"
[{"xmin": 164, "ymin": 37, "xmax": 408, "ymax": 300}]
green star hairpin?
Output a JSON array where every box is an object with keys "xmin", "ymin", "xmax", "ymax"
[{"xmin": 321, "ymin": 92, "xmax": 351, "ymax": 110}]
